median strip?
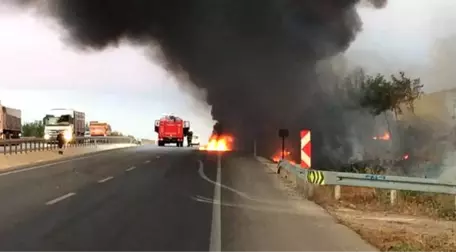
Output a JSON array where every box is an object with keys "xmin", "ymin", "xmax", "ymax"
[
  {"xmin": 45, "ymin": 192, "xmax": 76, "ymax": 205},
  {"xmin": 98, "ymin": 176, "xmax": 114, "ymax": 183}
]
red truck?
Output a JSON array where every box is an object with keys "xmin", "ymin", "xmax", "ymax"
[{"xmin": 154, "ymin": 115, "xmax": 190, "ymax": 147}]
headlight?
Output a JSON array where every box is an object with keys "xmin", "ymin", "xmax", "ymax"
[
  {"xmin": 64, "ymin": 132, "xmax": 72, "ymax": 141},
  {"xmin": 44, "ymin": 134, "xmax": 50, "ymax": 140}
]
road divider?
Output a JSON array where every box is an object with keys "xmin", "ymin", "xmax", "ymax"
[
  {"xmin": 0, "ymin": 136, "xmax": 137, "ymax": 155},
  {"xmin": 0, "ymin": 143, "xmax": 137, "ymax": 171}
]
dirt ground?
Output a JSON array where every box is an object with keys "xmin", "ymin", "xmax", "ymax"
[{"xmin": 269, "ymin": 164, "xmax": 456, "ymax": 252}]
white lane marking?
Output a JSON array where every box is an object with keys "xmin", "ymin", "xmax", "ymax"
[
  {"xmin": 144, "ymin": 160, "xmax": 150, "ymax": 164},
  {"xmin": 98, "ymin": 176, "xmax": 114, "ymax": 183},
  {"xmin": 198, "ymin": 157, "xmax": 284, "ymax": 205},
  {"xmin": 209, "ymin": 153, "xmax": 222, "ymax": 251},
  {"xmin": 45, "ymin": 192, "xmax": 76, "ymax": 205},
  {"xmin": 126, "ymin": 166, "xmax": 136, "ymax": 172},
  {"xmin": 0, "ymin": 148, "xmax": 131, "ymax": 178},
  {"xmin": 198, "ymin": 158, "xmax": 256, "ymax": 201}
]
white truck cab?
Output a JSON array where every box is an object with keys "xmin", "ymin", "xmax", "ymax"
[
  {"xmin": 192, "ymin": 134, "xmax": 200, "ymax": 146},
  {"xmin": 43, "ymin": 109, "xmax": 85, "ymax": 143}
]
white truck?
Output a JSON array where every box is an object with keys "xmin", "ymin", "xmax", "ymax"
[
  {"xmin": 43, "ymin": 108, "xmax": 85, "ymax": 143},
  {"xmin": 191, "ymin": 134, "xmax": 200, "ymax": 146},
  {"xmin": 0, "ymin": 102, "xmax": 22, "ymax": 140}
]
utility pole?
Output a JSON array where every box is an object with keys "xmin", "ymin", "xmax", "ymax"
[{"xmin": 253, "ymin": 139, "xmax": 257, "ymax": 157}]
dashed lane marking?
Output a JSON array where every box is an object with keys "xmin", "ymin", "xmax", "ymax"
[
  {"xmin": 45, "ymin": 192, "xmax": 76, "ymax": 205},
  {"xmin": 126, "ymin": 166, "xmax": 136, "ymax": 172},
  {"xmin": 98, "ymin": 176, "xmax": 114, "ymax": 183}
]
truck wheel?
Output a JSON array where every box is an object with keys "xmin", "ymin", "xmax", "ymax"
[{"xmin": 158, "ymin": 141, "xmax": 164, "ymax": 147}]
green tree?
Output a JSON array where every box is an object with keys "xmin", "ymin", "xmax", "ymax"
[
  {"xmin": 359, "ymin": 73, "xmax": 393, "ymax": 116},
  {"xmin": 359, "ymin": 71, "xmax": 424, "ymax": 160},
  {"xmin": 390, "ymin": 71, "xmax": 423, "ymax": 115},
  {"xmin": 22, "ymin": 121, "xmax": 45, "ymax": 138},
  {"xmin": 359, "ymin": 71, "xmax": 423, "ymax": 119},
  {"xmin": 111, "ymin": 131, "xmax": 123, "ymax": 136}
]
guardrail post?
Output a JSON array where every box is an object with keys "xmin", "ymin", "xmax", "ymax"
[
  {"xmin": 390, "ymin": 189, "xmax": 397, "ymax": 205},
  {"xmin": 454, "ymin": 195, "xmax": 456, "ymax": 213},
  {"xmin": 334, "ymin": 185, "xmax": 341, "ymax": 200}
]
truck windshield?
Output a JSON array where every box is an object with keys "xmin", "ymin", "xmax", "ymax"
[
  {"xmin": 44, "ymin": 115, "xmax": 72, "ymax": 125},
  {"xmin": 90, "ymin": 124, "xmax": 105, "ymax": 128}
]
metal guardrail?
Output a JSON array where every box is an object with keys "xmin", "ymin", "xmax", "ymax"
[
  {"xmin": 277, "ymin": 159, "xmax": 456, "ymax": 204},
  {"xmin": 0, "ymin": 136, "xmax": 137, "ymax": 155}
]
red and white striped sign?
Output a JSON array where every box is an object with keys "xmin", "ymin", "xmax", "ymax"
[{"xmin": 300, "ymin": 130, "xmax": 311, "ymax": 169}]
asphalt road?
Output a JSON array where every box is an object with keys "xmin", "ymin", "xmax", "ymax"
[{"xmin": 0, "ymin": 145, "xmax": 377, "ymax": 251}]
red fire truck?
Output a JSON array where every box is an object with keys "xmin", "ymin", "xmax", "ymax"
[{"xmin": 154, "ymin": 115, "xmax": 190, "ymax": 147}]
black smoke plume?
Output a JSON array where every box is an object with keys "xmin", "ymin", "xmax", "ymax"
[{"xmin": 9, "ymin": 0, "xmax": 387, "ymax": 167}]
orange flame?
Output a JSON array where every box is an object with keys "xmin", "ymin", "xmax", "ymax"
[
  {"xmin": 271, "ymin": 149, "xmax": 294, "ymax": 163},
  {"xmin": 200, "ymin": 134, "xmax": 233, "ymax": 152},
  {"xmin": 373, "ymin": 132, "xmax": 391, "ymax": 141}
]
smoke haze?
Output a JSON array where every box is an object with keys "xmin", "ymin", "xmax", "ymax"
[
  {"xmin": 346, "ymin": 0, "xmax": 456, "ymax": 93},
  {"xmin": 7, "ymin": 0, "xmax": 388, "ymax": 166}
]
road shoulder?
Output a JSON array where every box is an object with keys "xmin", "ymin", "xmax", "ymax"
[
  {"xmin": 221, "ymin": 154, "xmax": 377, "ymax": 251},
  {"xmin": 259, "ymin": 157, "xmax": 456, "ymax": 251}
]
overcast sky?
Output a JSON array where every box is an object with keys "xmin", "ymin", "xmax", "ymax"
[{"xmin": 1, "ymin": 0, "xmax": 455, "ymax": 140}]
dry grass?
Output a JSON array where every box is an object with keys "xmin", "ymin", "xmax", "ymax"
[
  {"xmin": 308, "ymin": 185, "xmax": 456, "ymax": 251},
  {"xmin": 262, "ymin": 159, "xmax": 456, "ymax": 251},
  {"xmin": 311, "ymin": 185, "xmax": 456, "ymax": 220}
]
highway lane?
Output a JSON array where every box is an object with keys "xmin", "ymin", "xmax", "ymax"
[
  {"xmin": 0, "ymin": 145, "xmax": 215, "ymax": 250},
  {"xmin": 0, "ymin": 146, "xmax": 376, "ymax": 251}
]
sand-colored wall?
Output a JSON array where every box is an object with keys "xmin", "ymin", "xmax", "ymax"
[{"xmin": 398, "ymin": 88, "xmax": 456, "ymax": 130}]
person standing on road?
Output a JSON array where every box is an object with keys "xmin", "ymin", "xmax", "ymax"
[
  {"xmin": 187, "ymin": 131, "xmax": 193, "ymax": 147},
  {"xmin": 57, "ymin": 131, "xmax": 65, "ymax": 155}
]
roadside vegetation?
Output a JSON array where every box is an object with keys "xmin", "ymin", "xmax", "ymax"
[
  {"xmin": 21, "ymin": 121, "xmax": 44, "ymax": 138},
  {"xmin": 273, "ymin": 69, "xmax": 456, "ymax": 251}
]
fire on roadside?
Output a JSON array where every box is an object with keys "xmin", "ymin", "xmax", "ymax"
[
  {"xmin": 373, "ymin": 131, "xmax": 391, "ymax": 141},
  {"xmin": 271, "ymin": 149, "xmax": 296, "ymax": 165},
  {"xmin": 199, "ymin": 134, "xmax": 233, "ymax": 152}
]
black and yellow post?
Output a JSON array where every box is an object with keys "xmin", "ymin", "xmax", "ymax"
[{"xmin": 306, "ymin": 170, "xmax": 325, "ymax": 185}]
